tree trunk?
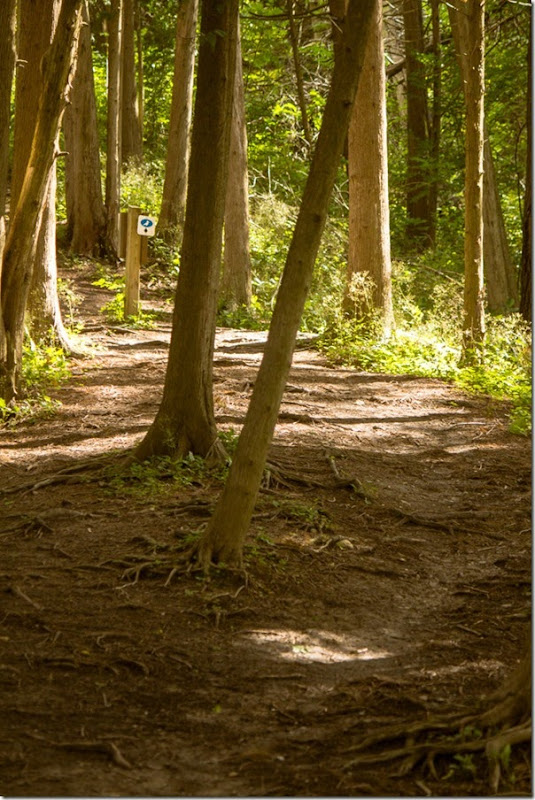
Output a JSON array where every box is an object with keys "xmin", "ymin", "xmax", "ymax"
[
  {"xmin": 133, "ymin": 0, "xmax": 238, "ymax": 463},
  {"xmin": 0, "ymin": 0, "xmax": 16, "ymax": 361},
  {"xmin": 105, "ymin": 0, "xmax": 123, "ymax": 257},
  {"xmin": 0, "ymin": 0, "xmax": 83, "ymax": 401},
  {"xmin": 343, "ymin": 0, "xmax": 393, "ymax": 335},
  {"xmin": 462, "ymin": 0, "xmax": 485, "ymax": 354},
  {"xmin": 448, "ymin": 0, "xmax": 517, "ymax": 312},
  {"xmin": 11, "ymin": 0, "xmax": 74, "ymax": 352},
  {"xmin": 64, "ymin": 0, "xmax": 106, "ymax": 256},
  {"xmin": 27, "ymin": 167, "xmax": 72, "ymax": 351},
  {"xmin": 158, "ymin": 0, "xmax": 198, "ymax": 239},
  {"xmin": 121, "ymin": 0, "xmax": 143, "ymax": 164},
  {"xmin": 287, "ymin": 0, "xmax": 312, "ymax": 148},
  {"xmin": 196, "ymin": 0, "xmax": 376, "ymax": 567},
  {"xmin": 221, "ymin": 20, "xmax": 252, "ymax": 311},
  {"xmin": 519, "ymin": 12, "xmax": 531, "ymax": 323},
  {"xmin": 428, "ymin": 0, "xmax": 441, "ymax": 247},
  {"xmin": 402, "ymin": 0, "xmax": 433, "ymax": 249}
]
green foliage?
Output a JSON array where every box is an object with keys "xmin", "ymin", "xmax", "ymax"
[
  {"xmin": 1, "ymin": 339, "xmax": 70, "ymax": 425},
  {"xmin": 120, "ymin": 159, "xmax": 163, "ymax": 216},
  {"xmin": 319, "ymin": 265, "xmax": 531, "ymax": 435},
  {"xmin": 106, "ymin": 453, "xmax": 209, "ymax": 499}
]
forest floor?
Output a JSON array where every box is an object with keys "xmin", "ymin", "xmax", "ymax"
[{"xmin": 0, "ymin": 260, "xmax": 531, "ymax": 797}]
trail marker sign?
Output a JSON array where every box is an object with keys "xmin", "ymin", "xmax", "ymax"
[{"xmin": 137, "ymin": 215, "xmax": 157, "ymax": 236}]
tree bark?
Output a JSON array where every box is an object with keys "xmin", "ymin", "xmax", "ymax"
[
  {"xmin": 133, "ymin": 0, "xmax": 238, "ymax": 463},
  {"xmin": 64, "ymin": 0, "xmax": 106, "ymax": 256},
  {"xmin": 428, "ymin": 0, "xmax": 441, "ymax": 246},
  {"xmin": 105, "ymin": 0, "xmax": 123, "ymax": 257},
  {"xmin": 462, "ymin": 0, "xmax": 485, "ymax": 354},
  {"xmin": 343, "ymin": 0, "xmax": 394, "ymax": 335},
  {"xmin": 519, "ymin": 12, "xmax": 531, "ymax": 323},
  {"xmin": 0, "ymin": 0, "xmax": 83, "ymax": 401},
  {"xmin": 158, "ymin": 0, "xmax": 198, "ymax": 239},
  {"xmin": 402, "ymin": 0, "xmax": 433, "ymax": 249},
  {"xmin": 121, "ymin": 0, "xmax": 143, "ymax": 164},
  {"xmin": 196, "ymin": 0, "xmax": 376, "ymax": 567},
  {"xmin": 11, "ymin": 0, "xmax": 74, "ymax": 352},
  {"xmin": 0, "ymin": 0, "xmax": 16, "ymax": 361},
  {"xmin": 221, "ymin": 20, "xmax": 252, "ymax": 311},
  {"xmin": 448, "ymin": 0, "xmax": 517, "ymax": 312},
  {"xmin": 287, "ymin": 0, "xmax": 312, "ymax": 148}
]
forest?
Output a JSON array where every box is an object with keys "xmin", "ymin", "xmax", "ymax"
[{"xmin": 0, "ymin": 0, "xmax": 531, "ymax": 796}]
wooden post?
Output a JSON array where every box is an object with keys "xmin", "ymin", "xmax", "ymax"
[{"xmin": 124, "ymin": 205, "xmax": 141, "ymax": 317}]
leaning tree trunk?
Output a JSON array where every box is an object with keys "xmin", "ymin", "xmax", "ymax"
[
  {"xmin": 64, "ymin": 0, "xmax": 106, "ymax": 256},
  {"xmin": 11, "ymin": 0, "xmax": 75, "ymax": 353},
  {"xmin": 121, "ymin": 0, "xmax": 143, "ymax": 164},
  {"xmin": 343, "ymin": 0, "xmax": 394, "ymax": 335},
  {"xmin": 133, "ymin": 0, "xmax": 238, "ymax": 463},
  {"xmin": 0, "ymin": 0, "xmax": 16, "ymax": 361},
  {"xmin": 0, "ymin": 0, "xmax": 83, "ymax": 401},
  {"xmin": 448, "ymin": 0, "xmax": 517, "ymax": 312},
  {"xmin": 462, "ymin": 0, "xmax": 485, "ymax": 355},
  {"xmin": 158, "ymin": 0, "xmax": 198, "ymax": 239},
  {"xmin": 221, "ymin": 19, "xmax": 252, "ymax": 311},
  {"xmin": 105, "ymin": 0, "xmax": 123, "ymax": 257},
  {"xmin": 196, "ymin": 0, "xmax": 376, "ymax": 568}
]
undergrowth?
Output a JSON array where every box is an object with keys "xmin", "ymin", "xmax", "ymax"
[
  {"xmin": 0, "ymin": 339, "xmax": 70, "ymax": 425},
  {"xmin": 318, "ymin": 273, "xmax": 531, "ymax": 436}
]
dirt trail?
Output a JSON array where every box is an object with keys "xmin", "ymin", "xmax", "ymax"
[{"xmin": 0, "ymin": 270, "xmax": 531, "ymax": 796}]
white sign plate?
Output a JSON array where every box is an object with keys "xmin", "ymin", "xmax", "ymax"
[{"xmin": 137, "ymin": 215, "xmax": 157, "ymax": 236}]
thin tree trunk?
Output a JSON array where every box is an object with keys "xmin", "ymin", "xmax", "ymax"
[
  {"xmin": 0, "ymin": 0, "xmax": 16, "ymax": 265},
  {"xmin": 462, "ymin": 0, "xmax": 485, "ymax": 354},
  {"xmin": 133, "ymin": 0, "xmax": 238, "ymax": 463},
  {"xmin": 64, "ymin": 0, "xmax": 106, "ymax": 256},
  {"xmin": 105, "ymin": 0, "xmax": 123, "ymax": 257},
  {"xmin": 448, "ymin": 0, "xmax": 517, "ymax": 312},
  {"xmin": 287, "ymin": 0, "xmax": 312, "ymax": 147},
  {"xmin": 343, "ymin": 0, "xmax": 393, "ymax": 334},
  {"xmin": 0, "ymin": 0, "xmax": 16, "ymax": 361},
  {"xmin": 221, "ymin": 20, "xmax": 252, "ymax": 310},
  {"xmin": 27, "ymin": 166, "xmax": 72, "ymax": 351},
  {"xmin": 519, "ymin": 13, "xmax": 532, "ymax": 323},
  {"xmin": 121, "ymin": 0, "xmax": 142, "ymax": 164},
  {"xmin": 158, "ymin": 0, "xmax": 198, "ymax": 239},
  {"xmin": 196, "ymin": 0, "xmax": 376, "ymax": 567},
  {"xmin": 428, "ymin": 0, "xmax": 441, "ymax": 246},
  {"xmin": 0, "ymin": 0, "xmax": 83, "ymax": 401},
  {"xmin": 402, "ymin": 0, "xmax": 432, "ymax": 248}
]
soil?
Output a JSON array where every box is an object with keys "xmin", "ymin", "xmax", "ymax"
[{"xmin": 0, "ymin": 262, "xmax": 531, "ymax": 797}]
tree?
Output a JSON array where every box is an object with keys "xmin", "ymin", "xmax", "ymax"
[
  {"xmin": 286, "ymin": 0, "xmax": 313, "ymax": 148},
  {"xmin": 0, "ymin": 0, "xmax": 16, "ymax": 266},
  {"xmin": 448, "ymin": 0, "xmax": 517, "ymax": 313},
  {"xmin": 343, "ymin": 0, "xmax": 394, "ymax": 334},
  {"xmin": 64, "ymin": 0, "xmax": 106, "ymax": 256},
  {"xmin": 10, "ymin": 0, "xmax": 75, "ymax": 353},
  {"xmin": 519, "ymin": 11, "xmax": 532, "ymax": 323},
  {"xmin": 105, "ymin": 0, "xmax": 123, "ymax": 257},
  {"xmin": 195, "ymin": 0, "xmax": 376, "ymax": 568},
  {"xmin": 402, "ymin": 0, "xmax": 433, "ymax": 248},
  {"xmin": 221, "ymin": 19, "xmax": 252, "ymax": 311},
  {"xmin": 0, "ymin": 0, "xmax": 16, "ymax": 361},
  {"xmin": 133, "ymin": 0, "xmax": 238, "ymax": 463},
  {"xmin": 0, "ymin": 0, "xmax": 83, "ymax": 401},
  {"xmin": 158, "ymin": 0, "xmax": 199, "ymax": 240},
  {"xmin": 462, "ymin": 0, "xmax": 485, "ymax": 354},
  {"xmin": 121, "ymin": 0, "xmax": 143, "ymax": 164}
]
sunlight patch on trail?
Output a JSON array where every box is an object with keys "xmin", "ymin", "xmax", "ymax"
[{"xmin": 243, "ymin": 629, "xmax": 392, "ymax": 664}]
